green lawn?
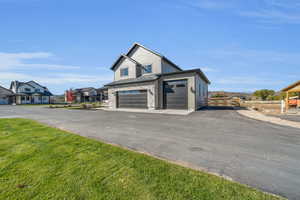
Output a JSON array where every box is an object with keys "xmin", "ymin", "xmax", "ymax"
[{"xmin": 0, "ymin": 119, "xmax": 282, "ymax": 200}]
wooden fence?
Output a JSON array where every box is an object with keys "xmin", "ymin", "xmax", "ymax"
[{"xmin": 208, "ymin": 97, "xmax": 241, "ymax": 107}]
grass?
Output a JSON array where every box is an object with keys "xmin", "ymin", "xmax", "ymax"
[{"xmin": 0, "ymin": 118, "xmax": 282, "ymax": 200}]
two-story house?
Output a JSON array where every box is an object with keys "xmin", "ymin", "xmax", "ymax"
[
  {"xmin": 10, "ymin": 80, "xmax": 53, "ymax": 104},
  {"xmin": 105, "ymin": 43, "xmax": 210, "ymax": 111}
]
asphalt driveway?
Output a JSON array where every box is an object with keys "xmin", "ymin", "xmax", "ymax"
[{"xmin": 1, "ymin": 105, "xmax": 300, "ymax": 199}]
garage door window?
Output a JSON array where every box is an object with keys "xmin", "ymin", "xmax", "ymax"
[{"xmin": 118, "ymin": 90, "xmax": 145, "ymax": 95}]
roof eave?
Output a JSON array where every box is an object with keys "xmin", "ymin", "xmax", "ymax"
[
  {"xmin": 110, "ymin": 54, "xmax": 141, "ymax": 71},
  {"xmin": 282, "ymin": 80, "xmax": 300, "ymax": 92},
  {"xmin": 161, "ymin": 69, "xmax": 210, "ymax": 84}
]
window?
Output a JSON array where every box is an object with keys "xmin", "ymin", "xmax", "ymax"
[
  {"xmin": 21, "ymin": 96, "xmax": 25, "ymax": 101},
  {"xmin": 120, "ymin": 68, "xmax": 128, "ymax": 77},
  {"xmin": 25, "ymin": 88, "xmax": 31, "ymax": 92},
  {"xmin": 35, "ymin": 89, "xmax": 40, "ymax": 92},
  {"xmin": 26, "ymin": 96, "xmax": 30, "ymax": 101},
  {"xmin": 143, "ymin": 65, "xmax": 152, "ymax": 74}
]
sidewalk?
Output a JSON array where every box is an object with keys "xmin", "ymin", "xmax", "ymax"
[
  {"xmin": 97, "ymin": 107, "xmax": 193, "ymax": 115},
  {"xmin": 237, "ymin": 108, "xmax": 300, "ymax": 129}
]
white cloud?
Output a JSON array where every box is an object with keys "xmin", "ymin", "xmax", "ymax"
[
  {"xmin": 177, "ymin": 0, "xmax": 300, "ymax": 24},
  {"xmin": 201, "ymin": 48, "xmax": 300, "ymax": 66},
  {"xmin": 188, "ymin": 0, "xmax": 230, "ymax": 10},
  {"xmin": 0, "ymin": 52, "xmax": 81, "ymax": 70},
  {"xmin": 201, "ymin": 66, "xmax": 218, "ymax": 72},
  {"xmin": 181, "ymin": 0, "xmax": 237, "ymax": 10},
  {"xmin": 215, "ymin": 76, "xmax": 284, "ymax": 85},
  {"xmin": 40, "ymin": 74, "xmax": 113, "ymax": 85},
  {"xmin": 0, "ymin": 72, "xmax": 31, "ymax": 80},
  {"xmin": 0, "ymin": 51, "xmax": 114, "ymax": 94},
  {"xmin": 239, "ymin": 9, "xmax": 300, "ymax": 24},
  {"xmin": 0, "ymin": 72, "xmax": 112, "ymax": 85},
  {"xmin": 264, "ymin": 0, "xmax": 300, "ymax": 9}
]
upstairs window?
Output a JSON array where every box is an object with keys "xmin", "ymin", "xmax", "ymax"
[
  {"xmin": 143, "ymin": 65, "xmax": 152, "ymax": 74},
  {"xmin": 120, "ymin": 68, "xmax": 128, "ymax": 77},
  {"xmin": 25, "ymin": 88, "xmax": 31, "ymax": 92}
]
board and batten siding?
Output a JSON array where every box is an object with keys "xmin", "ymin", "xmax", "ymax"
[
  {"xmin": 114, "ymin": 57, "xmax": 138, "ymax": 81},
  {"xmin": 127, "ymin": 46, "xmax": 162, "ymax": 75}
]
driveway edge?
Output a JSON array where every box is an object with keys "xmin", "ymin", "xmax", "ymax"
[{"xmin": 237, "ymin": 108, "xmax": 300, "ymax": 129}]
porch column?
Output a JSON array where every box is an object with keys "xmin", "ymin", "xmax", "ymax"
[
  {"xmin": 286, "ymin": 92, "xmax": 289, "ymax": 112},
  {"xmin": 298, "ymin": 92, "xmax": 300, "ymax": 108}
]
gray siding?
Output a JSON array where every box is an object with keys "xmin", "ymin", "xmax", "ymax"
[{"xmin": 161, "ymin": 59, "xmax": 181, "ymax": 73}]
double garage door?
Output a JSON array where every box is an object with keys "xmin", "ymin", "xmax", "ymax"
[{"xmin": 117, "ymin": 90, "xmax": 148, "ymax": 109}]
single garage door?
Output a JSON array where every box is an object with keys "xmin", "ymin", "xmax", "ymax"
[
  {"xmin": 117, "ymin": 90, "xmax": 148, "ymax": 109},
  {"xmin": 163, "ymin": 80, "xmax": 188, "ymax": 109}
]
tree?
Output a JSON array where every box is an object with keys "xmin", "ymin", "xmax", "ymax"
[{"xmin": 253, "ymin": 89, "xmax": 275, "ymax": 100}]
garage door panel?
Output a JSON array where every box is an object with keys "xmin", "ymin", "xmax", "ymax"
[
  {"xmin": 118, "ymin": 96, "xmax": 147, "ymax": 100},
  {"xmin": 166, "ymin": 104, "xmax": 186, "ymax": 109},
  {"xmin": 117, "ymin": 90, "xmax": 148, "ymax": 109},
  {"xmin": 118, "ymin": 104, "xmax": 147, "ymax": 108}
]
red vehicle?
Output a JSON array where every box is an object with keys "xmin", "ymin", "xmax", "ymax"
[{"xmin": 288, "ymin": 99, "xmax": 300, "ymax": 106}]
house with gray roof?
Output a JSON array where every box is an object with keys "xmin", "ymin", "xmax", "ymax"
[
  {"xmin": 65, "ymin": 87, "xmax": 108, "ymax": 103},
  {"xmin": 105, "ymin": 43, "xmax": 210, "ymax": 111},
  {"xmin": 10, "ymin": 80, "xmax": 53, "ymax": 104},
  {"xmin": 0, "ymin": 85, "xmax": 14, "ymax": 105}
]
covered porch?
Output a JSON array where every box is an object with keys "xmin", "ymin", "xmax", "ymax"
[
  {"xmin": 15, "ymin": 93, "xmax": 51, "ymax": 105},
  {"xmin": 282, "ymin": 80, "xmax": 300, "ymax": 113}
]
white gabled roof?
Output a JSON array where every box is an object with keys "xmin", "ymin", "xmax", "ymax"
[{"xmin": 110, "ymin": 43, "xmax": 182, "ymax": 71}]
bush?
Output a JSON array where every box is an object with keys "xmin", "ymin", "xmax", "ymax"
[{"xmin": 80, "ymin": 103, "xmax": 87, "ymax": 109}]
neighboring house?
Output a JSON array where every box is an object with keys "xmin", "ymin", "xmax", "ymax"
[
  {"xmin": 10, "ymin": 81, "xmax": 53, "ymax": 104},
  {"xmin": 96, "ymin": 87, "xmax": 108, "ymax": 102},
  {"xmin": 105, "ymin": 43, "xmax": 210, "ymax": 111},
  {"xmin": 282, "ymin": 80, "xmax": 300, "ymax": 112},
  {"xmin": 0, "ymin": 85, "xmax": 14, "ymax": 105},
  {"xmin": 65, "ymin": 87, "xmax": 108, "ymax": 103},
  {"xmin": 74, "ymin": 87, "xmax": 97, "ymax": 103}
]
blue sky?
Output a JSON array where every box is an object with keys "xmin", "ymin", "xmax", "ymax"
[{"xmin": 0, "ymin": 0, "xmax": 299, "ymax": 94}]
